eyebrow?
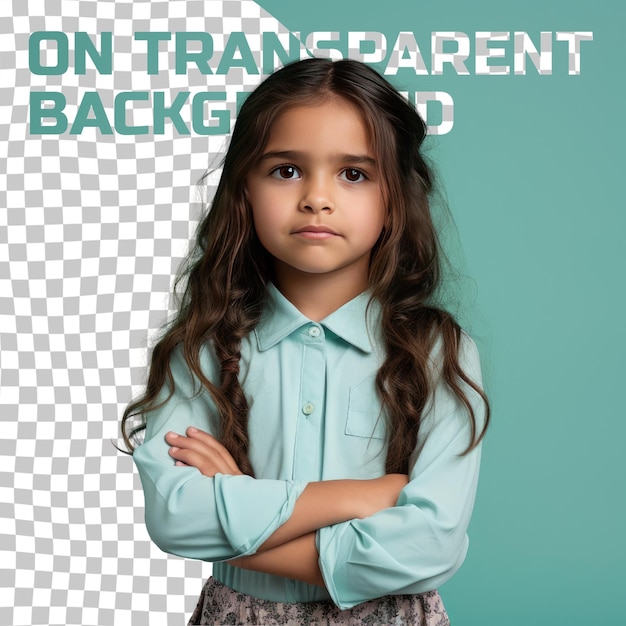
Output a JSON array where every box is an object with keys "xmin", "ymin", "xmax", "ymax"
[{"xmin": 258, "ymin": 150, "xmax": 377, "ymax": 167}]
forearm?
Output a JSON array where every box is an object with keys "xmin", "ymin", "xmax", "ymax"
[
  {"xmin": 232, "ymin": 532, "xmax": 325, "ymax": 587},
  {"xmin": 257, "ymin": 480, "xmax": 360, "ymax": 551},
  {"xmin": 258, "ymin": 474, "xmax": 408, "ymax": 552}
]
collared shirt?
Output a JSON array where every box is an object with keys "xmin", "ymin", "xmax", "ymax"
[{"xmin": 133, "ymin": 283, "xmax": 486, "ymax": 609}]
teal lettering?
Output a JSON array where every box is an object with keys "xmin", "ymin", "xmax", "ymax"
[
  {"xmin": 134, "ymin": 32, "xmax": 172, "ymax": 74},
  {"xmin": 262, "ymin": 32, "xmax": 301, "ymax": 74},
  {"xmin": 175, "ymin": 32, "xmax": 214, "ymax": 74},
  {"xmin": 191, "ymin": 92, "xmax": 229, "ymax": 135},
  {"xmin": 236, "ymin": 91, "xmax": 251, "ymax": 114},
  {"xmin": 75, "ymin": 32, "xmax": 112, "ymax": 74},
  {"xmin": 29, "ymin": 32, "xmax": 68, "ymax": 75},
  {"xmin": 70, "ymin": 92, "xmax": 113, "ymax": 134},
  {"xmin": 153, "ymin": 91, "xmax": 190, "ymax": 134},
  {"xmin": 29, "ymin": 91, "xmax": 68, "ymax": 134},
  {"xmin": 217, "ymin": 32, "xmax": 258, "ymax": 75},
  {"xmin": 114, "ymin": 92, "xmax": 150, "ymax": 135}
]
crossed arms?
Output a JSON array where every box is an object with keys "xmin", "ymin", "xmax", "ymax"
[
  {"xmin": 132, "ymin": 336, "xmax": 485, "ymax": 609},
  {"xmin": 166, "ymin": 426, "xmax": 408, "ymax": 587}
]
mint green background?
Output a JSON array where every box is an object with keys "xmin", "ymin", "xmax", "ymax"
[{"xmin": 257, "ymin": 1, "xmax": 625, "ymax": 623}]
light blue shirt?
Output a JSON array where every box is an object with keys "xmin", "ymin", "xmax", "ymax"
[{"xmin": 133, "ymin": 283, "xmax": 486, "ymax": 609}]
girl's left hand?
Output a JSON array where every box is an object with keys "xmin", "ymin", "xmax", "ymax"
[{"xmin": 165, "ymin": 428, "xmax": 243, "ymax": 477}]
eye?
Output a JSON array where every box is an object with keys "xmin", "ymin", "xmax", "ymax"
[
  {"xmin": 341, "ymin": 168, "xmax": 367, "ymax": 183},
  {"xmin": 271, "ymin": 165, "xmax": 301, "ymax": 180}
]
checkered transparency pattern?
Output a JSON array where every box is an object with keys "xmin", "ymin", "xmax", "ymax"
[{"xmin": 0, "ymin": 1, "xmax": 303, "ymax": 624}]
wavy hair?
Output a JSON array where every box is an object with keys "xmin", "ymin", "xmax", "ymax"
[{"xmin": 121, "ymin": 58, "xmax": 489, "ymax": 474}]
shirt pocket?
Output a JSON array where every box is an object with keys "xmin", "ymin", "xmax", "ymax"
[{"xmin": 346, "ymin": 374, "xmax": 386, "ymax": 440}]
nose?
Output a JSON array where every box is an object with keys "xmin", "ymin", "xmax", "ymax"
[{"xmin": 298, "ymin": 174, "xmax": 334, "ymax": 213}]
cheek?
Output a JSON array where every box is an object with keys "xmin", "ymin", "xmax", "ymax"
[
  {"xmin": 251, "ymin": 201, "xmax": 279, "ymax": 233},
  {"xmin": 250, "ymin": 202, "xmax": 284, "ymax": 255},
  {"xmin": 364, "ymin": 195, "xmax": 386, "ymax": 237},
  {"xmin": 250, "ymin": 183, "xmax": 293, "ymax": 230},
  {"xmin": 367, "ymin": 221, "xmax": 385, "ymax": 247},
  {"xmin": 248, "ymin": 187, "xmax": 270, "ymax": 229}
]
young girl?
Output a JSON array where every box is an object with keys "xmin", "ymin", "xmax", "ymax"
[{"xmin": 123, "ymin": 58, "xmax": 489, "ymax": 625}]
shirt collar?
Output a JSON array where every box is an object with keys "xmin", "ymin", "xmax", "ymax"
[{"xmin": 254, "ymin": 282, "xmax": 379, "ymax": 353}]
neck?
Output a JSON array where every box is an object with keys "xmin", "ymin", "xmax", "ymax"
[{"xmin": 272, "ymin": 264, "xmax": 369, "ymax": 322}]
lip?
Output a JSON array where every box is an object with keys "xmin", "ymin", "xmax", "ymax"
[
  {"xmin": 292, "ymin": 225, "xmax": 340, "ymax": 240},
  {"xmin": 292, "ymin": 225, "xmax": 339, "ymax": 235}
]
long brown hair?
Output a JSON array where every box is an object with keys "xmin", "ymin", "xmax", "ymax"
[{"xmin": 121, "ymin": 58, "xmax": 489, "ymax": 474}]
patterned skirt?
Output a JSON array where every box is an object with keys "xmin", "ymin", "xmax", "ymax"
[{"xmin": 188, "ymin": 577, "xmax": 450, "ymax": 626}]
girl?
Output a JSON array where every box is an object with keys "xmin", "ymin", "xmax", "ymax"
[{"xmin": 123, "ymin": 58, "xmax": 489, "ymax": 625}]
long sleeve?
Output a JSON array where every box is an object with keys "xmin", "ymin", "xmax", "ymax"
[
  {"xmin": 132, "ymin": 345, "xmax": 307, "ymax": 561},
  {"xmin": 316, "ymin": 334, "xmax": 487, "ymax": 609}
]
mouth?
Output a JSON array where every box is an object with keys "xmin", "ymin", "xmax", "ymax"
[{"xmin": 292, "ymin": 225, "xmax": 340, "ymax": 239}]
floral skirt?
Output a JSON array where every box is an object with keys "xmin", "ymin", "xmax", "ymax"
[{"xmin": 188, "ymin": 577, "xmax": 450, "ymax": 626}]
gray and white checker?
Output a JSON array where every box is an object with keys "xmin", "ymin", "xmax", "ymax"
[{"xmin": 0, "ymin": 1, "xmax": 306, "ymax": 624}]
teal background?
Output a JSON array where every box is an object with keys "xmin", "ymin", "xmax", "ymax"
[{"xmin": 257, "ymin": 1, "xmax": 626, "ymax": 623}]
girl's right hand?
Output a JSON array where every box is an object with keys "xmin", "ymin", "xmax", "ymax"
[
  {"xmin": 165, "ymin": 427, "xmax": 243, "ymax": 477},
  {"xmin": 358, "ymin": 474, "xmax": 409, "ymax": 518}
]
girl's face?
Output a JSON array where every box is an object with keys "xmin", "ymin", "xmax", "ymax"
[{"xmin": 246, "ymin": 98, "xmax": 385, "ymax": 293}]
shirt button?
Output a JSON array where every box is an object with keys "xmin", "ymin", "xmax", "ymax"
[
  {"xmin": 302, "ymin": 402, "xmax": 314, "ymax": 415},
  {"xmin": 308, "ymin": 326, "xmax": 321, "ymax": 337}
]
